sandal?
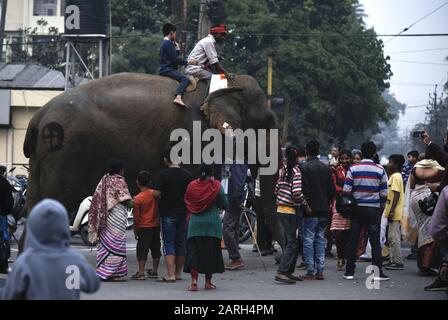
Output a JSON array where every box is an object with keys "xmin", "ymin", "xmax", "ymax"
[
  {"xmin": 102, "ymin": 276, "xmax": 127, "ymax": 282},
  {"xmin": 287, "ymin": 274, "xmax": 304, "ymax": 281},
  {"xmin": 188, "ymin": 283, "xmax": 198, "ymax": 291},
  {"xmin": 156, "ymin": 276, "xmax": 176, "ymax": 283},
  {"xmin": 205, "ymin": 283, "xmax": 217, "ymax": 290},
  {"xmin": 275, "ymin": 274, "xmax": 295, "ymax": 284},
  {"xmin": 131, "ymin": 272, "xmax": 146, "ymax": 280},
  {"xmin": 146, "ymin": 269, "xmax": 158, "ymax": 279}
]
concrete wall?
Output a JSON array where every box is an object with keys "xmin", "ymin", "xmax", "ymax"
[
  {"xmin": 4, "ymin": 0, "xmax": 24, "ymax": 32},
  {"xmin": 0, "ymin": 89, "xmax": 63, "ymax": 176}
]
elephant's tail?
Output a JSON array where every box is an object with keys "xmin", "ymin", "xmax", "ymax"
[
  {"xmin": 23, "ymin": 107, "xmax": 49, "ymax": 215},
  {"xmin": 24, "ymin": 106, "xmax": 49, "ymax": 158}
]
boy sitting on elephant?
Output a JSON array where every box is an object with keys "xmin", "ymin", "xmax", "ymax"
[{"xmin": 159, "ymin": 23, "xmax": 198, "ymax": 108}]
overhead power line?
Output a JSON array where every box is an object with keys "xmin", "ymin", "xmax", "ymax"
[
  {"xmin": 386, "ymin": 47, "xmax": 448, "ymax": 54},
  {"xmin": 385, "ymin": 1, "xmax": 448, "ymax": 44},
  {"xmin": 405, "ymin": 104, "xmax": 428, "ymax": 109},
  {"xmin": 3, "ymin": 32, "xmax": 448, "ymax": 47},
  {"xmin": 390, "ymin": 59, "xmax": 448, "ymax": 66},
  {"xmin": 390, "ymin": 81, "xmax": 446, "ymax": 87}
]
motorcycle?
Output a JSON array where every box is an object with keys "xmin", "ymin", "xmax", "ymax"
[
  {"xmin": 5, "ymin": 167, "xmax": 27, "ymax": 242},
  {"xmin": 70, "ymin": 196, "xmax": 134, "ymax": 246}
]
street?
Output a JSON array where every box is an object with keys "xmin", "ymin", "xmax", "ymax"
[{"xmin": 1, "ymin": 226, "xmax": 446, "ymax": 300}]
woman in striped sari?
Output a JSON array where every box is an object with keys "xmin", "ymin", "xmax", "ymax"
[
  {"xmin": 408, "ymin": 159, "xmax": 444, "ymax": 276},
  {"xmin": 88, "ymin": 160, "xmax": 133, "ymax": 281}
]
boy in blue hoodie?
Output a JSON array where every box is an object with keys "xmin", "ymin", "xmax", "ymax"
[
  {"xmin": 0, "ymin": 199, "xmax": 100, "ymax": 300},
  {"xmin": 159, "ymin": 23, "xmax": 198, "ymax": 108}
]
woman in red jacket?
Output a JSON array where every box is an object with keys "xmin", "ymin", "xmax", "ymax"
[{"xmin": 330, "ymin": 149, "xmax": 353, "ymax": 271}]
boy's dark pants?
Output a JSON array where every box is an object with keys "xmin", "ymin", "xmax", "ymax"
[
  {"xmin": 136, "ymin": 227, "xmax": 162, "ymax": 261},
  {"xmin": 277, "ymin": 213, "xmax": 299, "ymax": 274},
  {"xmin": 346, "ymin": 207, "xmax": 383, "ymax": 275},
  {"xmin": 160, "ymin": 70, "xmax": 190, "ymax": 96}
]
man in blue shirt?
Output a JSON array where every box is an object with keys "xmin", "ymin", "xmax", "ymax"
[
  {"xmin": 223, "ymin": 162, "xmax": 249, "ymax": 270},
  {"xmin": 159, "ymin": 23, "xmax": 198, "ymax": 108}
]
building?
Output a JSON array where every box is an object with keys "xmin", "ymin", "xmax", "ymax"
[
  {"xmin": 5, "ymin": 0, "xmax": 65, "ymax": 36},
  {"xmin": 3, "ymin": 0, "xmax": 65, "ymax": 60},
  {"xmin": 0, "ymin": 62, "xmax": 86, "ymax": 176}
]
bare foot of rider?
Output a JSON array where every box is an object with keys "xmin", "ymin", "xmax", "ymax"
[{"xmin": 173, "ymin": 95, "xmax": 187, "ymax": 108}]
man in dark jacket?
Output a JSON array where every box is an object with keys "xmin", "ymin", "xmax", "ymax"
[
  {"xmin": 223, "ymin": 162, "xmax": 248, "ymax": 270},
  {"xmin": 0, "ymin": 171, "xmax": 14, "ymax": 274},
  {"xmin": 300, "ymin": 141, "xmax": 335, "ymax": 280}
]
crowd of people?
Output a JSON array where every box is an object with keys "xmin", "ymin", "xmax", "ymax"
[
  {"xmin": 269, "ymin": 136, "xmax": 447, "ymax": 294},
  {"xmin": 1, "ymin": 133, "xmax": 448, "ymax": 299}
]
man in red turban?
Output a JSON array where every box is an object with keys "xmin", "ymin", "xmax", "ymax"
[{"xmin": 185, "ymin": 24, "xmax": 234, "ymax": 81}]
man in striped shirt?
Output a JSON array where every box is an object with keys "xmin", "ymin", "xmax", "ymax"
[{"xmin": 342, "ymin": 141, "xmax": 389, "ymax": 281}]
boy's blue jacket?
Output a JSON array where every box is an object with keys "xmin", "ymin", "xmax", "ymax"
[{"xmin": 159, "ymin": 39, "xmax": 187, "ymax": 74}]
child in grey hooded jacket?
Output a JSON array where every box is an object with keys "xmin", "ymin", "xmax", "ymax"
[{"xmin": 0, "ymin": 199, "xmax": 100, "ymax": 300}]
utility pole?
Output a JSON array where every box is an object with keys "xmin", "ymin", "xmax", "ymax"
[
  {"xmin": 267, "ymin": 56, "xmax": 273, "ymax": 108},
  {"xmin": 0, "ymin": 0, "xmax": 7, "ymax": 62},
  {"xmin": 428, "ymin": 85, "xmax": 439, "ymax": 140},
  {"xmin": 428, "ymin": 84, "xmax": 446, "ymax": 142},
  {"xmin": 282, "ymin": 97, "xmax": 290, "ymax": 143},
  {"xmin": 198, "ymin": 0, "xmax": 211, "ymax": 40},
  {"xmin": 172, "ymin": 0, "xmax": 188, "ymax": 56}
]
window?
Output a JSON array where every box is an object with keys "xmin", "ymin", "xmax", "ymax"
[{"xmin": 33, "ymin": 0, "xmax": 57, "ymax": 16}]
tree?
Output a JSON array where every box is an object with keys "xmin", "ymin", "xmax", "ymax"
[
  {"xmin": 9, "ymin": 25, "xmax": 65, "ymax": 70},
  {"xmin": 110, "ymin": 0, "xmax": 172, "ymax": 74},
  {"xmin": 207, "ymin": 0, "xmax": 392, "ymax": 148}
]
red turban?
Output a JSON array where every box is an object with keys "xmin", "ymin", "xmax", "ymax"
[{"xmin": 210, "ymin": 24, "xmax": 227, "ymax": 34}]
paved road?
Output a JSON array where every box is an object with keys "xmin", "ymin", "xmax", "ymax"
[{"xmin": 1, "ymin": 227, "xmax": 446, "ymax": 300}]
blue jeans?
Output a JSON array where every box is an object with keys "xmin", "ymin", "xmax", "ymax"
[
  {"xmin": 160, "ymin": 70, "xmax": 190, "ymax": 96},
  {"xmin": 0, "ymin": 216, "xmax": 10, "ymax": 272},
  {"xmin": 303, "ymin": 217, "xmax": 328, "ymax": 274},
  {"xmin": 161, "ymin": 216, "xmax": 187, "ymax": 257}
]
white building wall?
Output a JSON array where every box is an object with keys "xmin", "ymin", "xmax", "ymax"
[
  {"xmin": 0, "ymin": 90, "xmax": 63, "ymax": 176},
  {"xmin": 5, "ymin": 0, "xmax": 65, "ymax": 34}
]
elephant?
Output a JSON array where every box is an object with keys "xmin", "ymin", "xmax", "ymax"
[{"xmin": 23, "ymin": 73, "xmax": 284, "ymax": 247}]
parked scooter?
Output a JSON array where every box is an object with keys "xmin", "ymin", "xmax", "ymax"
[{"xmin": 70, "ymin": 196, "xmax": 134, "ymax": 246}]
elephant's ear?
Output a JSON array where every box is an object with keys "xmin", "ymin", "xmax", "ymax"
[
  {"xmin": 200, "ymin": 87, "xmax": 243, "ymax": 115},
  {"xmin": 203, "ymin": 87, "xmax": 243, "ymax": 103}
]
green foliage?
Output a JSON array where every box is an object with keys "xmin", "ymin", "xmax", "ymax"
[
  {"xmin": 9, "ymin": 26, "xmax": 65, "ymax": 70},
  {"xmin": 214, "ymin": 0, "xmax": 392, "ymax": 147},
  {"xmin": 110, "ymin": 0, "xmax": 173, "ymax": 74},
  {"xmin": 112, "ymin": 0, "xmax": 395, "ymax": 149}
]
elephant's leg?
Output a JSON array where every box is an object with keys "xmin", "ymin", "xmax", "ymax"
[{"xmin": 259, "ymin": 174, "xmax": 284, "ymax": 248}]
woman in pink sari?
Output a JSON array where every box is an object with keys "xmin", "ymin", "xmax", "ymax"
[{"xmin": 88, "ymin": 160, "xmax": 133, "ymax": 281}]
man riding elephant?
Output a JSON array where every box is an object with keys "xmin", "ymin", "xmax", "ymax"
[{"xmin": 185, "ymin": 24, "xmax": 234, "ymax": 81}]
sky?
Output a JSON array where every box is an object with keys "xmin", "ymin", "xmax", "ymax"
[{"xmin": 360, "ymin": 0, "xmax": 448, "ymax": 138}]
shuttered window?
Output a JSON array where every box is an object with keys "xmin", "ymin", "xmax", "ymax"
[{"xmin": 33, "ymin": 0, "xmax": 57, "ymax": 16}]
